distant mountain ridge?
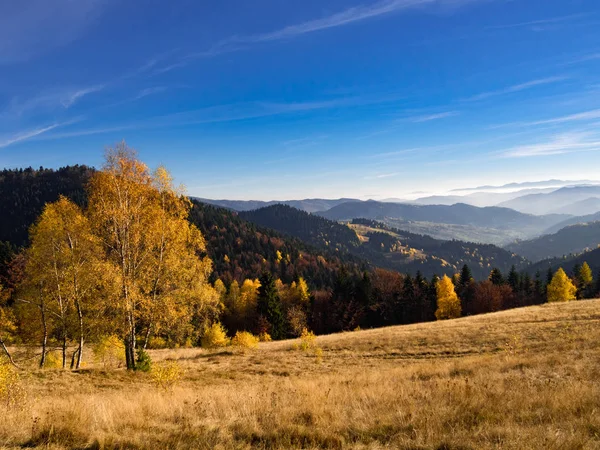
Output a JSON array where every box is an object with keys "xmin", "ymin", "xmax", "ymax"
[
  {"xmin": 316, "ymin": 200, "xmax": 567, "ymax": 231},
  {"xmin": 498, "ymin": 186, "xmax": 600, "ymax": 216},
  {"xmin": 505, "ymin": 221, "xmax": 600, "ymax": 262},
  {"xmin": 194, "ymin": 197, "xmax": 358, "ymax": 213},
  {"xmin": 240, "ymin": 204, "xmax": 527, "ymax": 279}
]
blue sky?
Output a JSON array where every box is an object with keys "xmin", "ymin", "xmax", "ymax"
[{"xmin": 2, "ymin": 0, "xmax": 600, "ymax": 200}]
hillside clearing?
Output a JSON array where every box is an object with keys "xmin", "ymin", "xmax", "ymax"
[{"xmin": 2, "ymin": 300, "xmax": 600, "ymax": 449}]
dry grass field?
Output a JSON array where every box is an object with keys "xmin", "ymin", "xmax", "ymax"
[{"xmin": 2, "ymin": 300, "xmax": 600, "ymax": 449}]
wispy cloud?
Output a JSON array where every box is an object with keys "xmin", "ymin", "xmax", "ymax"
[
  {"xmin": 487, "ymin": 13, "xmax": 593, "ymax": 31},
  {"xmin": 154, "ymin": 0, "xmax": 485, "ymax": 73},
  {"xmin": 2, "ymin": 85, "xmax": 104, "ymax": 118},
  {"xmin": 132, "ymin": 86, "xmax": 169, "ymax": 101},
  {"xmin": 408, "ymin": 111, "xmax": 459, "ymax": 122},
  {"xmin": 364, "ymin": 172, "xmax": 400, "ymax": 179},
  {"xmin": 465, "ymin": 76, "xmax": 568, "ymax": 101},
  {"xmin": 492, "ymin": 108, "xmax": 600, "ymax": 129},
  {"xmin": 0, "ymin": 122, "xmax": 74, "ymax": 148},
  {"xmin": 500, "ymin": 132, "xmax": 600, "ymax": 158},
  {"xmin": 28, "ymin": 96, "xmax": 392, "ymax": 144}
]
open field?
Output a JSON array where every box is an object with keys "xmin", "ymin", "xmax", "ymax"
[{"xmin": 2, "ymin": 300, "xmax": 600, "ymax": 449}]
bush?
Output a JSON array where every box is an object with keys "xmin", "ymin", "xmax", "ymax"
[
  {"xmin": 44, "ymin": 351, "xmax": 62, "ymax": 369},
  {"xmin": 93, "ymin": 335, "xmax": 125, "ymax": 369},
  {"xmin": 135, "ymin": 348, "xmax": 152, "ymax": 372},
  {"xmin": 201, "ymin": 322, "xmax": 230, "ymax": 348},
  {"xmin": 147, "ymin": 336, "xmax": 167, "ymax": 349},
  {"xmin": 151, "ymin": 361, "xmax": 182, "ymax": 390},
  {"xmin": 0, "ymin": 357, "xmax": 25, "ymax": 408},
  {"xmin": 258, "ymin": 332, "xmax": 272, "ymax": 342},
  {"xmin": 231, "ymin": 331, "xmax": 259, "ymax": 350},
  {"xmin": 299, "ymin": 328, "xmax": 316, "ymax": 352}
]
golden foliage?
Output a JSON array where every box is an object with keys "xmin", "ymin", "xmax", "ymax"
[
  {"xmin": 93, "ymin": 335, "xmax": 126, "ymax": 369},
  {"xmin": 0, "ymin": 357, "xmax": 24, "ymax": 407},
  {"xmin": 151, "ymin": 360, "xmax": 182, "ymax": 391},
  {"xmin": 435, "ymin": 275, "xmax": 462, "ymax": 320},
  {"xmin": 258, "ymin": 332, "xmax": 272, "ymax": 342},
  {"xmin": 231, "ymin": 331, "xmax": 259, "ymax": 350},
  {"xmin": 547, "ymin": 268, "xmax": 577, "ymax": 303},
  {"xmin": 201, "ymin": 322, "xmax": 230, "ymax": 348},
  {"xmin": 299, "ymin": 328, "xmax": 317, "ymax": 351}
]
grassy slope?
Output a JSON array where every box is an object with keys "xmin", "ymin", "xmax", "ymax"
[{"xmin": 3, "ymin": 300, "xmax": 600, "ymax": 449}]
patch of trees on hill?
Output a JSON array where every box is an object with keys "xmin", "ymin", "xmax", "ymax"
[
  {"xmin": 237, "ymin": 206, "xmax": 527, "ymax": 279},
  {"xmin": 0, "ymin": 166, "xmax": 93, "ymax": 247},
  {"xmin": 189, "ymin": 201, "xmax": 366, "ymax": 289}
]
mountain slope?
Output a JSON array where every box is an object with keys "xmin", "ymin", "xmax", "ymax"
[
  {"xmin": 0, "ymin": 165, "xmax": 94, "ymax": 247},
  {"xmin": 498, "ymin": 186, "xmax": 600, "ymax": 215},
  {"xmin": 316, "ymin": 201, "xmax": 567, "ymax": 242},
  {"xmin": 0, "ymin": 167, "xmax": 365, "ymax": 290},
  {"xmin": 548, "ymin": 197, "xmax": 600, "ymax": 216},
  {"xmin": 544, "ymin": 211, "xmax": 600, "ymax": 234},
  {"xmin": 240, "ymin": 205, "xmax": 526, "ymax": 279},
  {"xmin": 505, "ymin": 222, "xmax": 600, "ymax": 262},
  {"xmin": 529, "ymin": 246, "xmax": 600, "ymax": 278},
  {"xmin": 239, "ymin": 204, "xmax": 361, "ymax": 252}
]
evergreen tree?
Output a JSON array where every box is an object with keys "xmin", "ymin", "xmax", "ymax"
[
  {"xmin": 508, "ymin": 265, "xmax": 520, "ymax": 292},
  {"xmin": 256, "ymin": 272, "xmax": 285, "ymax": 339},
  {"xmin": 489, "ymin": 268, "xmax": 504, "ymax": 286},
  {"xmin": 459, "ymin": 264, "xmax": 473, "ymax": 287},
  {"xmin": 402, "ymin": 274, "xmax": 416, "ymax": 324}
]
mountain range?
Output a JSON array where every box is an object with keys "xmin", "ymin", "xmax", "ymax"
[
  {"xmin": 505, "ymin": 222, "xmax": 600, "ymax": 262},
  {"xmin": 240, "ymin": 205, "xmax": 527, "ymax": 279},
  {"xmin": 195, "ymin": 197, "xmax": 358, "ymax": 213}
]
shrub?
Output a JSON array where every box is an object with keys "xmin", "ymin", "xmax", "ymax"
[
  {"xmin": 299, "ymin": 328, "xmax": 316, "ymax": 352},
  {"xmin": 147, "ymin": 336, "xmax": 167, "ymax": 349},
  {"xmin": 151, "ymin": 361, "xmax": 182, "ymax": 390},
  {"xmin": 93, "ymin": 336, "xmax": 126, "ymax": 369},
  {"xmin": 201, "ymin": 322, "xmax": 230, "ymax": 348},
  {"xmin": 0, "ymin": 357, "xmax": 25, "ymax": 408},
  {"xmin": 135, "ymin": 348, "xmax": 152, "ymax": 372},
  {"xmin": 314, "ymin": 347, "xmax": 323, "ymax": 364},
  {"xmin": 44, "ymin": 351, "xmax": 62, "ymax": 369},
  {"xmin": 231, "ymin": 331, "xmax": 259, "ymax": 350},
  {"xmin": 258, "ymin": 332, "xmax": 272, "ymax": 342}
]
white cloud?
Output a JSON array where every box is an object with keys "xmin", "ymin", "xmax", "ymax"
[
  {"xmin": 0, "ymin": 124, "xmax": 61, "ymax": 148},
  {"xmin": 501, "ymin": 132, "xmax": 600, "ymax": 158},
  {"xmin": 155, "ymin": 0, "xmax": 486, "ymax": 72},
  {"xmin": 465, "ymin": 76, "xmax": 568, "ymax": 101},
  {"xmin": 3, "ymin": 85, "xmax": 104, "ymax": 118},
  {"xmin": 408, "ymin": 111, "xmax": 459, "ymax": 122}
]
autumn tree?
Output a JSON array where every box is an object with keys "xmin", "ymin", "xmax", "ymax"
[
  {"xmin": 18, "ymin": 197, "xmax": 104, "ymax": 369},
  {"xmin": 547, "ymin": 268, "xmax": 577, "ymax": 303},
  {"xmin": 0, "ymin": 284, "xmax": 17, "ymax": 367},
  {"xmin": 435, "ymin": 275, "xmax": 461, "ymax": 320},
  {"xmin": 87, "ymin": 143, "xmax": 216, "ymax": 369},
  {"xmin": 575, "ymin": 262, "xmax": 593, "ymax": 299}
]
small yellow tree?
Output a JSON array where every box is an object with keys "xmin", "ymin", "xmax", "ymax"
[
  {"xmin": 435, "ymin": 275, "xmax": 462, "ymax": 320},
  {"xmin": 547, "ymin": 268, "xmax": 577, "ymax": 303}
]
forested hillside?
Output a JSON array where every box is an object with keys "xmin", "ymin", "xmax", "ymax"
[
  {"xmin": 0, "ymin": 166, "xmax": 365, "ymax": 290},
  {"xmin": 190, "ymin": 201, "xmax": 365, "ymax": 288},
  {"xmin": 506, "ymin": 222, "xmax": 600, "ymax": 262},
  {"xmin": 0, "ymin": 166, "xmax": 93, "ymax": 246},
  {"xmin": 238, "ymin": 206, "xmax": 527, "ymax": 279}
]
